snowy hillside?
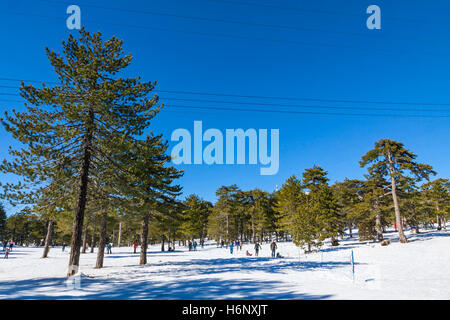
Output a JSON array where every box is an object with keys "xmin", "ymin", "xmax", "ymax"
[{"xmin": 1, "ymin": 227, "xmax": 449, "ymax": 299}]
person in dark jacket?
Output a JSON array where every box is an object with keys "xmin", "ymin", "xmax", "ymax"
[
  {"xmin": 270, "ymin": 241, "xmax": 277, "ymax": 258},
  {"xmin": 254, "ymin": 242, "xmax": 261, "ymax": 257}
]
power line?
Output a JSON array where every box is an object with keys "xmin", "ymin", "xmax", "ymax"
[
  {"xmin": 164, "ymin": 104, "xmax": 450, "ymax": 118},
  {"xmin": 36, "ymin": 0, "xmax": 450, "ymax": 47},
  {"xmin": 1, "ymin": 94, "xmax": 449, "ymax": 118},
  {"xmin": 0, "ymin": 85, "xmax": 19, "ymax": 89},
  {"xmin": 1, "ymin": 10, "xmax": 446, "ymax": 57},
  {"xmin": 204, "ymin": 0, "xmax": 450, "ymax": 26},
  {"xmin": 40, "ymin": 0, "xmax": 372, "ymax": 38},
  {"xmin": 159, "ymin": 97, "xmax": 450, "ymax": 113},
  {"xmin": 157, "ymin": 91, "xmax": 450, "ymax": 107},
  {"xmin": 3, "ymin": 93, "xmax": 448, "ymax": 113},
  {"xmin": 2, "ymin": 77, "xmax": 450, "ymax": 108}
]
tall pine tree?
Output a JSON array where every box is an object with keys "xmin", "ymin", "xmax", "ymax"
[
  {"xmin": 1, "ymin": 29, "xmax": 162, "ymax": 275},
  {"xmin": 360, "ymin": 139, "xmax": 435, "ymax": 243}
]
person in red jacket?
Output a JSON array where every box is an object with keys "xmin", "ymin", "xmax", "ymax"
[{"xmin": 133, "ymin": 240, "xmax": 138, "ymax": 253}]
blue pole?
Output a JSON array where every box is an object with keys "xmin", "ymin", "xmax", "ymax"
[{"xmin": 351, "ymin": 250, "xmax": 355, "ymax": 280}]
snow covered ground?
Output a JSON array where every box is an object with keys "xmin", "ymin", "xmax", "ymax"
[{"xmin": 1, "ymin": 227, "xmax": 449, "ymax": 300}]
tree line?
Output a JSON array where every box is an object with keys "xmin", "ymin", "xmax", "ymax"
[{"xmin": 0, "ymin": 30, "xmax": 448, "ymax": 276}]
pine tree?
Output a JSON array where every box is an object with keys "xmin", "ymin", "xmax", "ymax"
[
  {"xmin": 181, "ymin": 195, "xmax": 212, "ymax": 242},
  {"xmin": 360, "ymin": 139, "xmax": 435, "ymax": 243},
  {"xmin": 209, "ymin": 185, "xmax": 241, "ymax": 242},
  {"xmin": 333, "ymin": 179, "xmax": 365, "ymax": 238},
  {"xmin": 422, "ymin": 179, "xmax": 450, "ymax": 230},
  {"xmin": 245, "ymin": 189, "xmax": 275, "ymax": 243},
  {"xmin": 302, "ymin": 165, "xmax": 329, "ymax": 192},
  {"xmin": 0, "ymin": 203, "xmax": 7, "ymax": 241},
  {"xmin": 1, "ymin": 29, "xmax": 163, "ymax": 275},
  {"xmin": 312, "ymin": 185, "xmax": 341, "ymax": 245},
  {"xmin": 123, "ymin": 136, "xmax": 183, "ymax": 265},
  {"xmin": 301, "ymin": 166, "xmax": 342, "ymax": 246},
  {"xmin": 274, "ymin": 174, "xmax": 323, "ymax": 252},
  {"xmin": 347, "ymin": 174, "xmax": 392, "ymax": 241},
  {"xmin": 274, "ymin": 175, "xmax": 303, "ymax": 235}
]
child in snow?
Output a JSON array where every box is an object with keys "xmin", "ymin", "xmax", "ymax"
[
  {"xmin": 276, "ymin": 252, "xmax": 283, "ymax": 258},
  {"xmin": 230, "ymin": 243, "xmax": 234, "ymax": 254},
  {"xmin": 4, "ymin": 248, "xmax": 9, "ymax": 259},
  {"xmin": 246, "ymin": 250, "xmax": 252, "ymax": 256}
]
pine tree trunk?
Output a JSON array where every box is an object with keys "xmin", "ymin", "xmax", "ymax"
[
  {"xmin": 127, "ymin": 227, "xmax": 132, "ymax": 247},
  {"xmin": 387, "ymin": 151, "xmax": 407, "ymax": 243},
  {"xmin": 117, "ymin": 222, "xmax": 122, "ymax": 247},
  {"xmin": 375, "ymin": 214, "xmax": 384, "ymax": 241},
  {"xmin": 41, "ymin": 220, "xmax": 53, "ymax": 258},
  {"xmin": 374, "ymin": 199, "xmax": 383, "ymax": 241},
  {"xmin": 348, "ymin": 222, "xmax": 353, "ymax": 238},
  {"xmin": 67, "ymin": 110, "xmax": 94, "ymax": 277},
  {"xmin": 226, "ymin": 215, "xmax": 229, "ymax": 241},
  {"xmin": 81, "ymin": 226, "xmax": 88, "ymax": 254},
  {"xmin": 437, "ymin": 215, "xmax": 442, "ymax": 231},
  {"xmin": 90, "ymin": 231, "xmax": 95, "ymax": 253},
  {"xmin": 331, "ymin": 235, "xmax": 339, "ymax": 246},
  {"xmin": 140, "ymin": 214, "xmax": 149, "ymax": 265},
  {"xmin": 95, "ymin": 212, "xmax": 107, "ymax": 269},
  {"xmin": 161, "ymin": 235, "xmax": 165, "ymax": 252},
  {"xmin": 251, "ymin": 212, "xmax": 256, "ymax": 244}
]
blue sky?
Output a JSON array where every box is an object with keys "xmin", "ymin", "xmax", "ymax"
[{"xmin": 1, "ymin": 0, "xmax": 449, "ymax": 212}]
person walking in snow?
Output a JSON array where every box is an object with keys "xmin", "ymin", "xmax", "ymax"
[
  {"xmin": 106, "ymin": 243, "xmax": 112, "ymax": 254},
  {"xmin": 188, "ymin": 241, "xmax": 193, "ymax": 251},
  {"xmin": 4, "ymin": 248, "xmax": 9, "ymax": 259},
  {"xmin": 193, "ymin": 241, "xmax": 198, "ymax": 251},
  {"xmin": 62, "ymin": 242, "xmax": 66, "ymax": 252},
  {"xmin": 230, "ymin": 242, "xmax": 234, "ymax": 254},
  {"xmin": 9, "ymin": 240, "xmax": 14, "ymax": 252},
  {"xmin": 270, "ymin": 241, "xmax": 277, "ymax": 258},
  {"xmin": 133, "ymin": 240, "xmax": 138, "ymax": 253},
  {"xmin": 254, "ymin": 242, "xmax": 261, "ymax": 257}
]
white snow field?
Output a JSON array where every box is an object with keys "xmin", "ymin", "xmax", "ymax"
[{"xmin": 0, "ymin": 227, "xmax": 449, "ymax": 300}]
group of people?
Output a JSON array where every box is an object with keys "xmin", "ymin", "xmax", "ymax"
[
  {"xmin": 81, "ymin": 241, "xmax": 113, "ymax": 254},
  {"xmin": 2, "ymin": 240, "xmax": 14, "ymax": 259},
  {"xmin": 224, "ymin": 239, "xmax": 283, "ymax": 258},
  {"xmin": 188, "ymin": 240, "xmax": 198, "ymax": 251}
]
